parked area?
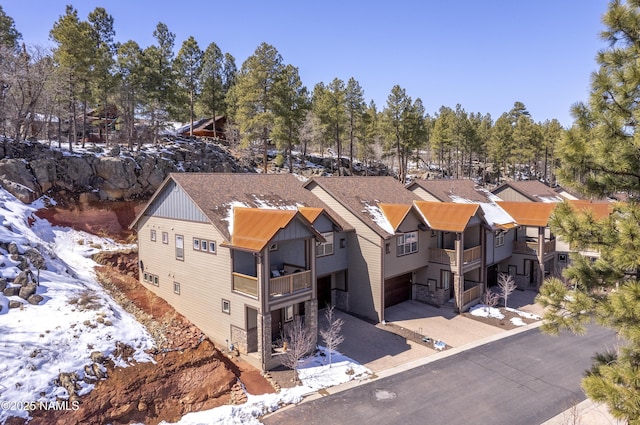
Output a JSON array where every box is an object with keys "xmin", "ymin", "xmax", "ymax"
[{"xmin": 316, "ymin": 289, "xmax": 542, "ymax": 374}]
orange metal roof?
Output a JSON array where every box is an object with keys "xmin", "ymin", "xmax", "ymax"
[
  {"xmin": 567, "ymin": 200, "xmax": 614, "ymax": 220},
  {"xmin": 497, "ymin": 202, "xmax": 557, "ymax": 227},
  {"xmin": 379, "ymin": 204, "xmax": 412, "ymax": 232},
  {"xmin": 230, "ymin": 208, "xmax": 298, "ymax": 252},
  {"xmin": 414, "ymin": 201, "xmax": 480, "ymax": 232},
  {"xmin": 298, "ymin": 206, "xmax": 324, "ymax": 223}
]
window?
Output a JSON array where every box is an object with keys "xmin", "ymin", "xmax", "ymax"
[
  {"xmin": 192, "ymin": 238, "xmax": 217, "ymax": 254},
  {"xmin": 496, "ymin": 231, "xmax": 505, "ymax": 247},
  {"xmin": 162, "ymin": 232, "xmax": 169, "ymax": 244},
  {"xmin": 284, "ymin": 305, "xmax": 294, "ymax": 322},
  {"xmin": 340, "ymin": 238, "xmax": 346, "ymax": 249},
  {"xmin": 173, "ymin": 281, "xmax": 181, "ymax": 295},
  {"xmin": 175, "ymin": 235, "xmax": 184, "ymax": 260},
  {"xmin": 150, "ymin": 229, "xmax": 156, "ymax": 242},
  {"xmin": 269, "ymin": 243, "xmax": 278, "ymax": 251},
  {"xmin": 397, "ymin": 231, "xmax": 418, "ymax": 256},
  {"xmin": 316, "ymin": 232, "xmax": 334, "ymax": 257},
  {"xmin": 144, "ymin": 273, "xmax": 159, "ymax": 286},
  {"xmin": 558, "ymin": 253, "xmax": 567, "ymax": 263},
  {"xmin": 222, "ymin": 299, "xmax": 230, "ymax": 314}
]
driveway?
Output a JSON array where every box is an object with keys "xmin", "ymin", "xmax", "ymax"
[{"xmin": 319, "ymin": 289, "xmax": 542, "ymax": 373}]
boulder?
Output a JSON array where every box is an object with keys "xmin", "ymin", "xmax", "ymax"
[
  {"xmin": 19, "ymin": 283, "xmax": 37, "ymax": 300},
  {"xmin": 0, "ymin": 158, "xmax": 40, "ymax": 202},
  {"xmin": 27, "ymin": 294, "xmax": 43, "ymax": 305},
  {"xmin": 90, "ymin": 351, "xmax": 106, "ymax": 364},
  {"xmin": 7, "ymin": 242, "xmax": 20, "ymax": 255},
  {"xmin": 0, "ymin": 278, "xmax": 7, "ymax": 291},
  {"xmin": 13, "ymin": 270, "xmax": 34, "ymax": 286},
  {"xmin": 3, "ymin": 286, "xmax": 20, "ymax": 296},
  {"xmin": 24, "ymin": 248, "xmax": 46, "ymax": 270},
  {"xmin": 8, "ymin": 300, "xmax": 22, "ymax": 308}
]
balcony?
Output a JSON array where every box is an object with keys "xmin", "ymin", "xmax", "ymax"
[
  {"xmin": 232, "ymin": 272, "xmax": 258, "ymax": 297},
  {"xmin": 269, "ymin": 270, "xmax": 312, "ymax": 298},
  {"xmin": 512, "ymin": 239, "xmax": 556, "ymax": 256},
  {"xmin": 462, "ymin": 281, "xmax": 483, "ymax": 306},
  {"xmin": 429, "ymin": 245, "xmax": 481, "ymax": 267}
]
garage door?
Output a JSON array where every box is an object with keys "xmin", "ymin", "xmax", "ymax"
[{"xmin": 384, "ymin": 273, "xmax": 412, "ymax": 307}]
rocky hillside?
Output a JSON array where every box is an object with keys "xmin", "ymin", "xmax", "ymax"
[
  {"xmin": 0, "ymin": 138, "xmax": 255, "ymax": 203},
  {"xmin": 0, "ymin": 137, "xmax": 391, "ymax": 204}
]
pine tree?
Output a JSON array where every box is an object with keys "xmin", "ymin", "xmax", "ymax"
[
  {"xmin": 140, "ymin": 22, "xmax": 176, "ymax": 143},
  {"xmin": 536, "ymin": 2, "xmax": 640, "ymax": 422},
  {"xmin": 0, "ymin": 5, "xmax": 21, "ymax": 49},
  {"xmin": 197, "ymin": 42, "xmax": 224, "ymax": 137},
  {"xmin": 115, "ymin": 40, "xmax": 143, "ymax": 149},
  {"xmin": 174, "ymin": 36, "xmax": 203, "ymax": 136},
  {"xmin": 226, "ymin": 42, "xmax": 283, "ymax": 172},
  {"xmin": 312, "ymin": 78, "xmax": 347, "ymax": 175},
  {"xmin": 88, "ymin": 7, "xmax": 116, "ymax": 145},
  {"xmin": 271, "ymin": 64, "xmax": 309, "ymax": 172},
  {"xmin": 50, "ymin": 5, "xmax": 94, "ymax": 150},
  {"xmin": 345, "ymin": 77, "xmax": 365, "ymax": 171}
]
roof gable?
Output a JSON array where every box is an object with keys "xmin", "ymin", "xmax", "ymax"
[
  {"xmin": 304, "ymin": 176, "xmax": 421, "ymax": 237},
  {"xmin": 408, "ymin": 179, "xmax": 492, "ymax": 203},
  {"xmin": 379, "ymin": 204, "xmax": 412, "ymax": 233},
  {"xmin": 167, "ymin": 173, "xmax": 350, "ymax": 239},
  {"xmin": 497, "ymin": 201, "xmax": 557, "ymax": 226},
  {"xmin": 414, "ymin": 201, "xmax": 480, "ymax": 232},
  {"xmin": 492, "ymin": 181, "xmax": 563, "ymax": 203},
  {"xmin": 229, "ymin": 208, "xmax": 318, "ymax": 252}
]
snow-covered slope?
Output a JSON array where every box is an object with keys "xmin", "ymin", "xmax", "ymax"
[{"xmin": 0, "ymin": 189, "xmax": 154, "ymax": 423}]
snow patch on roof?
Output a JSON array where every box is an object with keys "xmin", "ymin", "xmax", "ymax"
[
  {"xmin": 538, "ymin": 195, "xmax": 563, "ymax": 203},
  {"xmin": 446, "ymin": 194, "xmax": 515, "ymax": 229},
  {"xmin": 479, "ymin": 202, "xmax": 515, "ymax": 228},
  {"xmin": 251, "ymin": 195, "xmax": 300, "ymax": 211},
  {"xmin": 362, "ymin": 202, "xmax": 395, "ymax": 235},
  {"xmin": 223, "ymin": 201, "xmax": 250, "ymax": 236}
]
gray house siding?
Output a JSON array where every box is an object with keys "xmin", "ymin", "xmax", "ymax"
[
  {"xmin": 492, "ymin": 187, "xmax": 531, "ymax": 203},
  {"xmin": 146, "ymin": 181, "xmax": 209, "ymax": 222},
  {"xmin": 384, "ymin": 212, "xmax": 429, "ymax": 279},
  {"xmin": 307, "ymin": 183, "xmax": 384, "ymax": 322}
]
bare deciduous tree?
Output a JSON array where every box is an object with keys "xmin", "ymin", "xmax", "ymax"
[
  {"xmin": 498, "ymin": 273, "xmax": 517, "ymax": 309},
  {"xmin": 482, "ymin": 288, "xmax": 500, "ymax": 314},
  {"xmin": 319, "ymin": 305, "xmax": 344, "ymax": 368},
  {"xmin": 280, "ymin": 316, "xmax": 314, "ymax": 384}
]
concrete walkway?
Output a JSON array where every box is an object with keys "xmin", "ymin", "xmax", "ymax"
[{"xmin": 313, "ymin": 289, "xmax": 617, "ymax": 425}]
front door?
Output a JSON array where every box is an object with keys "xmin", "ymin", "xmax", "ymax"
[
  {"xmin": 271, "ymin": 309, "xmax": 283, "ymax": 341},
  {"xmin": 317, "ymin": 275, "xmax": 332, "ymax": 308}
]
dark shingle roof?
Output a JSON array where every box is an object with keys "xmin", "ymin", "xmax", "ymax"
[
  {"xmin": 408, "ymin": 179, "xmax": 492, "ymax": 203},
  {"xmin": 304, "ymin": 176, "xmax": 421, "ymax": 237},
  {"xmin": 492, "ymin": 180, "xmax": 564, "ymax": 202},
  {"xmin": 168, "ymin": 173, "xmax": 351, "ymax": 240}
]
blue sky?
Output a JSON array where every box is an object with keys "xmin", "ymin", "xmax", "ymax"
[{"xmin": 4, "ymin": 1, "xmax": 610, "ymax": 127}]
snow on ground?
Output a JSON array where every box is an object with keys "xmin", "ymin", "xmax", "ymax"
[
  {"xmin": 163, "ymin": 347, "xmax": 371, "ymax": 425},
  {"xmin": 0, "ymin": 188, "xmax": 155, "ymax": 423},
  {"xmin": 470, "ymin": 304, "xmax": 542, "ymax": 326}
]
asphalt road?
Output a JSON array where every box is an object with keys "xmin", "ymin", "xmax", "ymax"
[{"xmin": 262, "ymin": 324, "xmax": 616, "ymax": 425}]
